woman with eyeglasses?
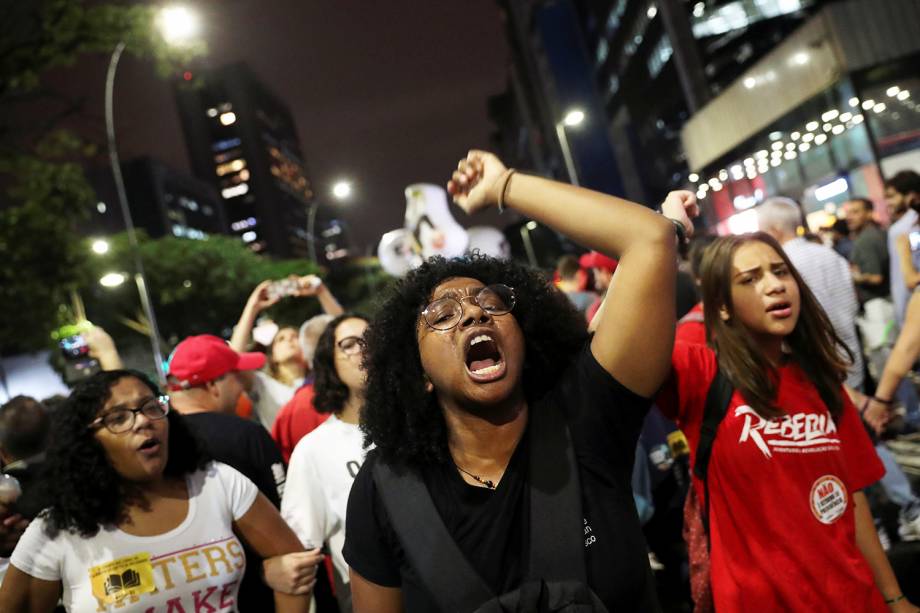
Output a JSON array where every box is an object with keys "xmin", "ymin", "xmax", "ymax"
[
  {"xmin": 0, "ymin": 369, "xmax": 311, "ymax": 612},
  {"xmin": 282, "ymin": 314, "xmax": 370, "ymax": 613},
  {"xmin": 342, "ymin": 150, "xmax": 692, "ymax": 612}
]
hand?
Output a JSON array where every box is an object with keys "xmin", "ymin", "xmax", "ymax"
[
  {"xmin": 262, "ymin": 549, "xmax": 323, "ymax": 595},
  {"xmin": 292, "ymin": 275, "xmax": 323, "ymax": 297},
  {"xmin": 864, "ymin": 398, "xmax": 893, "ymax": 435},
  {"xmin": 0, "ymin": 509, "xmax": 29, "ymax": 558},
  {"xmin": 85, "ymin": 326, "xmax": 116, "ymax": 359},
  {"xmin": 247, "ymin": 280, "xmax": 282, "ymax": 313},
  {"xmin": 660, "ymin": 190, "xmax": 698, "ymax": 238},
  {"xmin": 447, "ymin": 150, "xmax": 508, "ymax": 214}
]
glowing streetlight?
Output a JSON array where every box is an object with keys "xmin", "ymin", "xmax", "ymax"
[
  {"xmin": 105, "ymin": 5, "xmax": 201, "ymax": 383},
  {"xmin": 332, "ymin": 181, "xmax": 352, "ymax": 200},
  {"xmin": 91, "ymin": 239, "xmax": 110, "ymax": 255},
  {"xmin": 562, "ymin": 109, "xmax": 586, "ymax": 127},
  {"xmin": 556, "ymin": 109, "xmax": 586, "ymax": 185},
  {"xmin": 156, "ymin": 5, "xmax": 200, "ymax": 46},
  {"xmin": 100, "ymin": 272, "xmax": 126, "ymax": 288}
]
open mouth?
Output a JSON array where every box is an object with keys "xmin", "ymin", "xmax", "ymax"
[
  {"xmin": 766, "ymin": 301, "xmax": 792, "ymax": 317},
  {"xmin": 464, "ymin": 333, "xmax": 505, "ymax": 380},
  {"xmin": 138, "ymin": 437, "xmax": 161, "ymax": 454}
]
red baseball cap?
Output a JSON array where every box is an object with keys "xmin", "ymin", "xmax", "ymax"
[
  {"xmin": 167, "ymin": 335, "xmax": 266, "ymax": 390},
  {"xmin": 579, "ymin": 251, "xmax": 618, "ymax": 273}
]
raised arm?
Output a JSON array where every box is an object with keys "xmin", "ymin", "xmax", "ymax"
[
  {"xmin": 864, "ymin": 290, "xmax": 920, "ymax": 431},
  {"xmin": 448, "ymin": 150, "xmax": 681, "ymax": 397},
  {"xmin": 231, "ymin": 281, "xmax": 280, "ymax": 352},
  {"xmin": 896, "ymin": 234, "xmax": 920, "ymax": 290}
]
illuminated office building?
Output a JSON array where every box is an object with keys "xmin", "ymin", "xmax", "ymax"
[{"xmin": 175, "ymin": 62, "xmax": 314, "ymax": 258}]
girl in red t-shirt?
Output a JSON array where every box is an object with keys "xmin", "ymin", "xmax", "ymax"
[{"xmin": 658, "ymin": 232, "xmax": 916, "ymax": 613}]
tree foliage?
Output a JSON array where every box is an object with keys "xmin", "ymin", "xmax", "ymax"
[
  {"xmin": 78, "ymin": 233, "xmax": 324, "ymax": 350},
  {"xmin": 0, "ymin": 0, "xmax": 205, "ymax": 355}
]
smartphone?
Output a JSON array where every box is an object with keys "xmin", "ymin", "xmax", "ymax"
[
  {"xmin": 59, "ymin": 334, "xmax": 89, "ymax": 360},
  {"xmin": 909, "ymin": 231, "xmax": 920, "ymax": 251}
]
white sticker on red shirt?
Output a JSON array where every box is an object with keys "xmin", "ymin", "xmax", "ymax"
[{"xmin": 810, "ymin": 475, "xmax": 848, "ymax": 524}]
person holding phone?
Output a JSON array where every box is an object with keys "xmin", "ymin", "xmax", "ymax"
[{"xmin": 231, "ymin": 275, "xmax": 344, "ymax": 429}]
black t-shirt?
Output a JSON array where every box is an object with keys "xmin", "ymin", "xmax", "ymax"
[
  {"xmin": 182, "ymin": 411, "xmax": 286, "ymax": 506},
  {"xmin": 182, "ymin": 411, "xmax": 286, "ymax": 612},
  {"xmin": 343, "ymin": 344, "xmax": 659, "ymax": 612}
]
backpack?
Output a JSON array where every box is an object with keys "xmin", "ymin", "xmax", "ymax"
[
  {"xmin": 372, "ymin": 401, "xmax": 609, "ymax": 613},
  {"xmin": 684, "ymin": 368, "xmax": 734, "ymax": 613}
]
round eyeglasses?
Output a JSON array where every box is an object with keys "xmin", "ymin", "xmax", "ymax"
[
  {"xmin": 422, "ymin": 284, "xmax": 516, "ymax": 331},
  {"xmin": 337, "ymin": 336, "xmax": 367, "ymax": 356},
  {"xmin": 90, "ymin": 395, "xmax": 170, "ymax": 434}
]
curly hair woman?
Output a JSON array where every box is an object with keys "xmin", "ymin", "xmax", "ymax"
[
  {"xmin": 282, "ymin": 313, "xmax": 370, "ymax": 612},
  {"xmin": 342, "ymin": 150, "xmax": 692, "ymax": 612},
  {"xmin": 657, "ymin": 233, "xmax": 917, "ymax": 612},
  {"xmin": 0, "ymin": 369, "xmax": 312, "ymax": 612}
]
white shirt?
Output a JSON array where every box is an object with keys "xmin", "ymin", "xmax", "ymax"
[
  {"xmin": 250, "ymin": 371, "xmax": 302, "ymax": 430},
  {"xmin": 11, "ymin": 462, "xmax": 257, "ymax": 613},
  {"xmin": 281, "ymin": 415, "xmax": 365, "ymax": 590},
  {"xmin": 782, "ymin": 237, "xmax": 864, "ymax": 389},
  {"xmin": 888, "ymin": 209, "xmax": 918, "ymax": 324}
]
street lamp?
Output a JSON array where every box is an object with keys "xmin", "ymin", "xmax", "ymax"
[
  {"xmin": 105, "ymin": 4, "xmax": 200, "ymax": 383},
  {"xmin": 332, "ymin": 181, "xmax": 352, "ymax": 200},
  {"xmin": 91, "ymin": 239, "xmax": 110, "ymax": 255},
  {"xmin": 99, "ymin": 272, "xmax": 127, "ymax": 288},
  {"xmin": 307, "ymin": 180, "xmax": 352, "ymax": 263},
  {"xmin": 556, "ymin": 108, "xmax": 585, "ymax": 186}
]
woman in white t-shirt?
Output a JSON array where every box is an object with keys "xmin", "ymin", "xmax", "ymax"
[
  {"xmin": 231, "ymin": 276, "xmax": 344, "ymax": 429},
  {"xmin": 283, "ymin": 314, "xmax": 369, "ymax": 613},
  {"xmin": 0, "ymin": 369, "xmax": 317, "ymax": 612}
]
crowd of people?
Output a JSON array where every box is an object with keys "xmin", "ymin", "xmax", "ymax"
[{"xmin": 0, "ymin": 153, "xmax": 918, "ymax": 612}]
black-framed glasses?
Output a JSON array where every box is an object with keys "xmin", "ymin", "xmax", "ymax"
[
  {"xmin": 89, "ymin": 395, "xmax": 170, "ymax": 434},
  {"xmin": 422, "ymin": 284, "xmax": 516, "ymax": 331},
  {"xmin": 337, "ymin": 336, "xmax": 367, "ymax": 356}
]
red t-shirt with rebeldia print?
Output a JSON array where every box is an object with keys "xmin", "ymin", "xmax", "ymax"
[{"xmin": 659, "ymin": 341, "xmax": 886, "ymax": 613}]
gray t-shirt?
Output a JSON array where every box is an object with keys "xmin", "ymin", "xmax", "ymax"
[{"xmin": 851, "ymin": 223, "xmax": 889, "ymax": 303}]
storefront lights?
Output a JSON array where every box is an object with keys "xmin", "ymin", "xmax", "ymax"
[
  {"xmin": 814, "ymin": 134, "xmax": 828, "ymax": 145},
  {"xmin": 689, "ymin": 173, "xmax": 699, "ymax": 182},
  {"xmin": 821, "ymin": 110, "xmax": 839, "ymax": 122},
  {"xmin": 887, "ymin": 86, "xmax": 901, "ymax": 97},
  {"xmin": 849, "ymin": 97, "xmax": 860, "ymax": 107},
  {"xmin": 832, "ymin": 125, "xmax": 845, "ymax": 135},
  {"xmin": 873, "ymin": 102, "xmax": 886, "ymax": 113},
  {"xmin": 805, "ymin": 121, "xmax": 819, "ymax": 131},
  {"xmin": 897, "ymin": 90, "xmax": 910, "ymax": 101},
  {"xmin": 840, "ymin": 112, "xmax": 852, "ymax": 122},
  {"xmin": 861, "ymin": 99, "xmax": 875, "ymax": 110}
]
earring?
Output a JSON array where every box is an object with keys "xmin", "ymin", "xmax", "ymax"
[{"xmin": 423, "ymin": 377, "xmax": 434, "ymax": 393}]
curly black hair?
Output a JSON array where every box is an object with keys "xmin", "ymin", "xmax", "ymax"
[
  {"xmin": 361, "ymin": 253, "xmax": 588, "ymax": 468},
  {"xmin": 38, "ymin": 369, "xmax": 210, "ymax": 538},
  {"xmin": 313, "ymin": 313, "xmax": 369, "ymax": 414}
]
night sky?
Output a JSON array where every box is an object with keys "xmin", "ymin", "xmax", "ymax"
[{"xmin": 51, "ymin": 0, "xmax": 511, "ymax": 252}]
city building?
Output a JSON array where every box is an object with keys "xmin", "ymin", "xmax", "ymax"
[
  {"xmin": 682, "ymin": 0, "xmax": 920, "ymax": 233},
  {"xmin": 175, "ymin": 62, "xmax": 316, "ymax": 258},
  {"xmin": 493, "ymin": 0, "xmax": 846, "ymax": 209},
  {"xmin": 89, "ymin": 156, "xmax": 226, "ymax": 240}
]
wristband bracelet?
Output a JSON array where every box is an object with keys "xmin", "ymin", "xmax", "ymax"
[
  {"xmin": 669, "ymin": 218, "xmax": 688, "ymax": 244},
  {"xmin": 497, "ymin": 169, "xmax": 516, "ymax": 214},
  {"xmin": 885, "ymin": 594, "xmax": 905, "ymax": 605},
  {"xmin": 871, "ymin": 396, "xmax": 894, "ymax": 405}
]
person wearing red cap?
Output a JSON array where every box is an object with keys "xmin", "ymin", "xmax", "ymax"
[
  {"xmin": 580, "ymin": 251, "xmax": 618, "ymax": 324},
  {"xmin": 168, "ymin": 335, "xmax": 326, "ymax": 611}
]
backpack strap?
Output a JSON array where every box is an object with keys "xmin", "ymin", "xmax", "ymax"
[
  {"xmin": 526, "ymin": 403, "xmax": 587, "ymax": 583},
  {"xmin": 692, "ymin": 367, "xmax": 734, "ymax": 537},
  {"xmin": 372, "ymin": 460, "xmax": 494, "ymax": 612}
]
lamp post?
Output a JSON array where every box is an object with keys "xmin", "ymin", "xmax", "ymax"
[
  {"xmin": 104, "ymin": 5, "xmax": 200, "ymax": 383},
  {"xmin": 555, "ymin": 108, "xmax": 585, "ymax": 186},
  {"xmin": 308, "ymin": 180, "xmax": 352, "ymax": 263}
]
